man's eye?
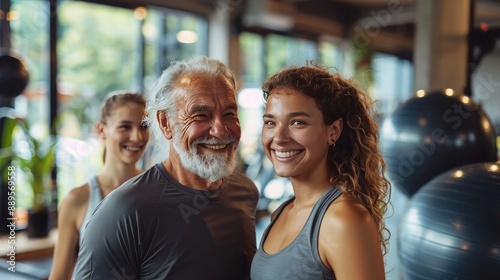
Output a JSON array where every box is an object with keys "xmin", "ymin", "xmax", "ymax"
[{"xmin": 194, "ymin": 114, "xmax": 208, "ymax": 119}]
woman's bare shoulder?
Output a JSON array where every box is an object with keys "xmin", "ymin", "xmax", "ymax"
[
  {"xmin": 57, "ymin": 182, "xmax": 92, "ymax": 231},
  {"xmin": 322, "ymin": 194, "xmax": 376, "ymax": 233},
  {"xmin": 60, "ymin": 183, "xmax": 91, "ymax": 210},
  {"xmin": 318, "ymin": 194, "xmax": 384, "ymax": 278}
]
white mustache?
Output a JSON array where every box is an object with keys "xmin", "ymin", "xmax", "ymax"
[{"xmin": 193, "ymin": 137, "xmax": 237, "ymax": 146}]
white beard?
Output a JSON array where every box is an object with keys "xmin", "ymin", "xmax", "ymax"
[{"xmin": 172, "ymin": 127, "xmax": 238, "ymax": 182}]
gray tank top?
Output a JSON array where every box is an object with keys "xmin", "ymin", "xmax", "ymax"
[
  {"xmin": 72, "ymin": 176, "xmax": 103, "ymax": 280},
  {"xmin": 79, "ymin": 176, "xmax": 103, "ymax": 244},
  {"xmin": 251, "ymin": 187, "xmax": 342, "ymax": 280}
]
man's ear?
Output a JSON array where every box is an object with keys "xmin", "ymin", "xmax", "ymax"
[
  {"xmin": 97, "ymin": 122, "xmax": 106, "ymax": 140},
  {"xmin": 328, "ymin": 117, "xmax": 343, "ymax": 145},
  {"xmin": 157, "ymin": 111, "xmax": 173, "ymax": 140}
]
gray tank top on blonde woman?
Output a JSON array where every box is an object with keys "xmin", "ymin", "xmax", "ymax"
[
  {"xmin": 79, "ymin": 176, "xmax": 103, "ymax": 245},
  {"xmin": 251, "ymin": 187, "xmax": 343, "ymax": 280},
  {"xmin": 72, "ymin": 176, "xmax": 103, "ymax": 280}
]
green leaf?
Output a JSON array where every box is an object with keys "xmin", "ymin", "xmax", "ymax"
[{"xmin": 8, "ymin": 117, "xmax": 56, "ymax": 209}]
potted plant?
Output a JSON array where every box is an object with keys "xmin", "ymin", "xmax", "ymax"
[
  {"xmin": 0, "ymin": 108, "xmax": 17, "ymax": 235},
  {"xmin": 12, "ymin": 117, "xmax": 56, "ymax": 238}
]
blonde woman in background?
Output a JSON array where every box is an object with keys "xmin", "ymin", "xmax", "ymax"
[{"xmin": 49, "ymin": 92, "xmax": 150, "ymax": 280}]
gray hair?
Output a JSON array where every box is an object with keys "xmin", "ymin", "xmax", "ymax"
[{"xmin": 146, "ymin": 56, "xmax": 237, "ymax": 161}]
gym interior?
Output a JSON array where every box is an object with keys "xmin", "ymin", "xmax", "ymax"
[{"xmin": 1, "ymin": 0, "xmax": 500, "ymax": 279}]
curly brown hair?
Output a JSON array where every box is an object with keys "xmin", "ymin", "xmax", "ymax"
[{"xmin": 262, "ymin": 64, "xmax": 391, "ymax": 255}]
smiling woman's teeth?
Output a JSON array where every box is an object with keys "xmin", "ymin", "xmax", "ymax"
[
  {"xmin": 125, "ymin": 146, "xmax": 141, "ymax": 151},
  {"xmin": 275, "ymin": 150, "xmax": 300, "ymax": 158},
  {"xmin": 203, "ymin": 144, "xmax": 227, "ymax": 150}
]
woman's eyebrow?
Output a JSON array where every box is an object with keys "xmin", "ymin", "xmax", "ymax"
[{"xmin": 263, "ymin": 112, "xmax": 311, "ymax": 118}]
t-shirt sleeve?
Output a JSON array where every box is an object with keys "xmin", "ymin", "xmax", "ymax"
[
  {"xmin": 233, "ymin": 171, "xmax": 260, "ymax": 213},
  {"xmin": 74, "ymin": 190, "xmax": 142, "ymax": 279}
]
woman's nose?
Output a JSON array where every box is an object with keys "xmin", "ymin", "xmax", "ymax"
[
  {"xmin": 130, "ymin": 128, "xmax": 143, "ymax": 142},
  {"xmin": 273, "ymin": 125, "xmax": 290, "ymax": 144}
]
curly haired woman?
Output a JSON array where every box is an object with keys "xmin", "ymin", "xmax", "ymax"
[{"xmin": 251, "ymin": 65, "xmax": 390, "ymax": 280}]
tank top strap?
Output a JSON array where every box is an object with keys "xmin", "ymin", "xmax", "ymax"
[
  {"xmin": 258, "ymin": 196, "xmax": 295, "ymax": 248},
  {"xmin": 270, "ymin": 196, "xmax": 293, "ymax": 223},
  {"xmin": 79, "ymin": 176, "xmax": 103, "ymax": 244},
  {"xmin": 309, "ymin": 187, "xmax": 343, "ymax": 268},
  {"xmin": 88, "ymin": 176, "xmax": 103, "ymax": 210},
  {"xmin": 75, "ymin": 176, "xmax": 104, "ymax": 279}
]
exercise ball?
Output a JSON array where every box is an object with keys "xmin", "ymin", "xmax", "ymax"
[
  {"xmin": 380, "ymin": 90, "xmax": 497, "ymax": 197},
  {"xmin": 398, "ymin": 161, "xmax": 500, "ymax": 279},
  {"xmin": 0, "ymin": 50, "xmax": 30, "ymax": 98}
]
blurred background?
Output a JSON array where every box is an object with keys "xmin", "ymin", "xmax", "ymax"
[{"xmin": 1, "ymin": 0, "xmax": 500, "ymax": 279}]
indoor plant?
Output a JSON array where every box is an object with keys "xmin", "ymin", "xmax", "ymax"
[{"xmin": 13, "ymin": 118, "xmax": 55, "ymax": 238}]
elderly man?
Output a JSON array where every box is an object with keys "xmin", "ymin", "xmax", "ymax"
[{"xmin": 74, "ymin": 56, "xmax": 259, "ymax": 280}]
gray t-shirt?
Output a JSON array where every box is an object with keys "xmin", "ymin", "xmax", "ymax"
[
  {"xmin": 251, "ymin": 187, "xmax": 342, "ymax": 280},
  {"xmin": 75, "ymin": 163, "xmax": 259, "ymax": 280}
]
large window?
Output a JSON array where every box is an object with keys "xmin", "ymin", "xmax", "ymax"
[
  {"xmin": 319, "ymin": 40, "xmax": 344, "ymax": 72},
  {"xmin": 372, "ymin": 53, "xmax": 414, "ymax": 119},
  {"xmin": 10, "ymin": 0, "xmax": 50, "ymax": 211},
  {"xmin": 239, "ymin": 32, "xmax": 347, "ymax": 91},
  {"xmin": 239, "ymin": 32, "xmax": 264, "ymax": 89},
  {"xmin": 265, "ymin": 34, "xmax": 318, "ymax": 77},
  {"xmin": 56, "ymin": 1, "xmax": 140, "ymax": 205},
  {"xmin": 143, "ymin": 7, "xmax": 207, "ymax": 89}
]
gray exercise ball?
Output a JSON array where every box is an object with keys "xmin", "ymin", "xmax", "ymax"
[
  {"xmin": 398, "ymin": 161, "xmax": 500, "ymax": 279},
  {"xmin": 380, "ymin": 90, "xmax": 498, "ymax": 197}
]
